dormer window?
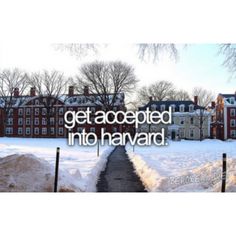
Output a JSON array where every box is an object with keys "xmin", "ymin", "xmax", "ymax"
[
  {"xmin": 179, "ymin": 104, "xmax": 185, "ymax": 112},
  {"xmin": 189, "ymin": 104, "xmax": 194, "ymax": 112},
  {"xmin": 160, "ymin": 104, "xmax": 165, "ymax": 112},
  {"xmin": 170, "ymin": 104, "xmax": 175, "ymax": 112},
  {"xmin": 151, "ymin": 104, "xmax": 157, "ymax": 111},
  {"xmin": 230, "ymin": 97, "xmax": 235, "ymax": 104}
]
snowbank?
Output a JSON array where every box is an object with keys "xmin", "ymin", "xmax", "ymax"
[
  {"xmin": 0, "ymin": 154, "xmax": 84, "ymax": 192},
  {"xmin": 0, "ymin": 138, "xmax": 114, "ymax": 192},
  {"xmin": 126, "ymin": 139, "xmax": 236, "ymax": 192}
]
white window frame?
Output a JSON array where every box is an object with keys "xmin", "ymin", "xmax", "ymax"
[
  {"xmin": 189, "ymin": 104, "xmax": 194, "ymax": 112},
  {"xmin": 35, "ymin": 108, "xmax": 39, "ymax": 116},
  {"xmin": 230, "ymin": 109, "xmax": 236, "ymax": 117},
  {"xmin": 42, "ymin": 128, "xmax": 47, "ymax": 135},
  {"xmin": 25, "ymin": 127, "xmax": 31, "ymax": 135},
  {"xmin": 26, "ymin": 118, "xmax": 31, "ymax": 125},
  {"xmin": 160, "ymin": 105, "xmax": 165, "ymax": 112},
  {"xmin": 58, "ymin": 127, "xmax": 64, "ymax": 135},
  {"xmin": 230, "ymin": 119, "xmax": 236, "ymax": 127},
  {"xmin": 18, "ymin": 118, "xmax": 23, "ymax": 126},
  {"xmin": 26, "ymin": 108, "xmax": 31, "ymax": 115},
  {"xmin": 18, "ymin": 127, "xmax": 23, "ymax": 135},
  {"xmin": 34, "ymin": 127, "xmax": 39, "ymax": 135},
  {"xmin": 18, "ymin": 108, "xmax": 23, "ymax": 116},
  {"xmin": 180, "ymin": 104, "xmax": 185, "ymax": 112},
  {"xmin": 34, "ymin": 118, "xmax": 39, "ymax": 125}
]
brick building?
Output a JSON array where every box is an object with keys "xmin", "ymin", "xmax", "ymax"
[
  {"xmin": 212, "ymin": 93, "xmax": 236, "ymax": 140},
  {"xmin": 0, "ymin": 86, "xmax": 127, "ymax": 138}
]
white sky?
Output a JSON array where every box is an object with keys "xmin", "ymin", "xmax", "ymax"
[{"xmin": 0, "ymin": 43, "xmax": 235, "ymax": 97}]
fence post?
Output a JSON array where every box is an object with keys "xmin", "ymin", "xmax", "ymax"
[
  {"xmin": 54, "ymin": 147, "xmax": 60, "ymax": 192},
  {"xmin": 97, "ymin": 140, "xmax": 100, "ymax": 157},
  {"xmin": 221, "ymin": 153, "xmax": 227, "ymax": 192}
]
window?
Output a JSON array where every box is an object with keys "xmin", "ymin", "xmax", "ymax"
[
  {"xmin": 6, "ymin": 127, "xmax": 13, "ymax": 135},
  {"xmin": 34, "ymin": 127, "xmax": 39, "ymax": 135},
  {"xmin": 7, "ymin": 118, "xmax": 13, "ymax": 125},
  {"xmin": 35, "ymin": 108, "xmax": 39, "ymax": 116},
  {"xmin": 59, "ymin": 107, "xmax": 64, "ymax": 115},
  {"xmin": 35, "ymin": 99, "xmax": 39, "ymax": 105},
  {"xmin": 189, "ymin": 129, "xmax": 194, "ymax": 138},
  {"xmin": 18, "ymin": 109, "xmax": 23, "ymax": 116},
  {"xmin": 230, "ymin": 119, "xmax": 236, "ymax": 127},
  {"xmin": 160, "ymin": 105, "xmax": 165, "ymax": 112},
  {"xmin": 230, "ymin": 109, "xmax": 236, "ymax": 117},
  {"xmin": 230, "ymin": 97, "xmax": 235, "ymax": 104},
  {"xmin": 34, "ymin": 118, "xmax": 39, "ymax": 125},
  {"xmin": 42, "ymin": 108, "xmax": 47, "ymax": 115},
  {"xmin": 18, "ymin": 128, "xmax": 23, "ymax": 135},
  {"xmin": 18, "ymin": 118, "xmax": 23, "ymax": 126},
  {"xmin": 50, "ymin": 117, "xmax": 55, "ymax": 125},
  {"xmin": 26, "ymin": 108, "xmax": 31, "ymax": 115},
  {"xmin": 90, "ymin": 127, "xmax": 96, "ymax": 133},
  {"xmin": 9, "ymin": 109, "xmax": 13, "ymax": 116},
  {"xmin": 112, "ymin": 127, "xmax": 118, "ymax": 133},
  {"xmin": 59, "ymin": 128, "xmax": 64, "ymax": 135},
  {"xmin": 189, "ymin": 105, "xmax": 194, "ymax": 112},
  {"xmin": 42, "ymin": 118, "xmax": 47, "ymax": 125},
  {"xmin": 77, "ymin": 127, "xmax": 84, "ymax": 133},
  {"xmin": 170, "ymin": 105, "xmax": 175, "ymax": 112},
  {"xmin": 180, "ymin": 105, "xmax": 185, "ymax": 112},
  {"xmin": 180, "ymin": 117, "xmax": 185, "ymax": 125},
  {"xmin": 59, "ymin": 118, "xmax": 64, "ymax": 125},
  {"xmin": 50, "ymin": 127, "xmax": 55, "ymax": 135},
  {"xmin": 42, "ymin": 128, "xmax": 47, "ymax": 135},
  {"xmin": 190, "ymin": 117, "xmax": 194, "ymax": 125},
  {"xmin": 25, "ymin": 128, "xmax": 31, "ymax": 135},
  {"xmin": 231, "ymin": 130, "xmax": 236, "ymax": 138},
  {"xmin": 26, "ymin": 118, "xmax": 31, "ymax": 125},
  {"xmin": 179, "ymin": 129, "xmax": 185, "ymax": 138}
]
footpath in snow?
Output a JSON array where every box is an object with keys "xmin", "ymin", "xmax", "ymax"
[
  {"xmin": 126, "ymin": 139, "xmax": 236, "ymax": 192},
  {"xmin": 97, "ymin": 146, "xmax": 146, "ymax": 192},
  {"xmin": 0, "ymin": 138, "xmax": 114, "ymax": 192}
]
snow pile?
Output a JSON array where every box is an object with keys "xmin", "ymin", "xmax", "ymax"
[
  {"xmin": 126, "ymin": 139, "xmax": 236, "ymax": 192},
  {"xmin": 0, "ymin": 154, "xmax": 84, "ymax": 192},
  {"xmin": 0, "ymin": 138, "xmax": 115, "ymax": 192}
]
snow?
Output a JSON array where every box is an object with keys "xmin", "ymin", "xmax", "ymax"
[
  {"xmin": 0, "ymin": 138, "xmax": 114, "ymax": 192},
  {"xmin": 126, "ymin": 139, "xmax": 236, "ymax": 192}
]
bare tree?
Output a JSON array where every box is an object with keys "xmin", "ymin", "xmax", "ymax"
[
  {"xmin": 171, "ymin": 89, "xmax": 191, "ymax": 100},
  {"xmin": 219, "ymin": 44, "xmax": 236, "ymax": 79},
  {"xmin": 0, "ymin": 69, "xmax": 28, "ymax": 136},
  {"xmin": 137, "ymin": 44, "xmax": 180, "ymax": 62},
  {"xmin": 192, "ymin": 87, "xmax": 214, "ymax": 141},
  {"xmin": 27, "ymin": 71, "xmax": 68, "ymax": 137},
  {"xmin": 53, "ymin": 43, "xmax": 102, "ymax": 58},
  {"xmin": 138, "ymin": 80, "xmax": 176, "ymax": 104},
  {"xmin": 75, "ymin": 61, "xmax": 138, "ymax": 110}
]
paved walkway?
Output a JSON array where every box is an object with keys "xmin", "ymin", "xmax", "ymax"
[{"xmin": 96, "ymin": 146, "xmax": 146, "ymax": 192}]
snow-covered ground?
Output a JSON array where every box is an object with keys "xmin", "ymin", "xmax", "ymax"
[
  {"xmin": 0, "ymin": 138, "xmax": 114, "ymax": 192},
  {"xmin": 126, "ymin": 139, "xmax": 236, "ymax": 192}
]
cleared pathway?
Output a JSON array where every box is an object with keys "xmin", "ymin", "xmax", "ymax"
[{"xmin": 96, "ymin": 146, "xmax": 146, "ymax": 192}]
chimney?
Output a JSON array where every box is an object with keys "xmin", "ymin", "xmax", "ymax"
[
  {"xmin": 211, "ymin": 101, "xmax": 216, "ymax": 108},
  {"xmin": 14, "ymin": 88, "xmax": 19, "ymax": 97},
  {"xmin": 30, "ymin": 87, "xmax": 36, "ymax": 97},
  {"xmin": 68, "ymin": 86, "xmax": 74, "ymax": 96},
  {"xmin": 149, "ymin": 96, "xmax": 153, "ymax": 102},
  {"xmin": 194, "ymin": 96, "xmax": 198, "ymax": 106},
  {"xmin": 84, "ymin": 86, "xmax": 89, "ymax": 96}
]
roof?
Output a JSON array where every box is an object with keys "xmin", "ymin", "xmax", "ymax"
[{"xmin": 139, "ymin": 100, "xmax": 205, "ymax": 111}]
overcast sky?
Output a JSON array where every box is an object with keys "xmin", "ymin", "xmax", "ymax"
[{"xmin": 0, "ymin": 43, "xmax": 235, "ymax": 96}]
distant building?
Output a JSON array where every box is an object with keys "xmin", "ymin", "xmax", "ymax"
[
  {"xmin": 212, "ymin": 93, "xmax": 236, "ymax": 140},
  {"xmin": 0, "ymin": 86, "xmax": 127, "ymax": 138},
  {"xmin": 138, "ymin": 96, "xmax": 211, "ymax": 140}
]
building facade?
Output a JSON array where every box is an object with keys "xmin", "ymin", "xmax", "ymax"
[
  {"xmin": 138, "ymin": 96, "xmax": 211, "ymax": 140},
  {"xmin": 212, "ymin": 93, "xmax": 236, "ymax": 140},
  {"xmin": 0, "ymin": 86, "xmax": 127, "ymax": 138}
]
